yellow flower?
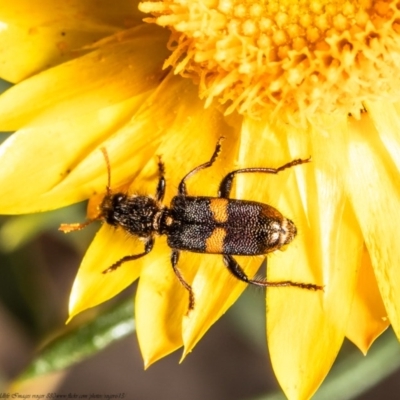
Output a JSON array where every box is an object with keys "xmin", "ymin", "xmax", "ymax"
[{"xmin": 0, "ymin": 0, "xmax": 398, "ymax": 398}]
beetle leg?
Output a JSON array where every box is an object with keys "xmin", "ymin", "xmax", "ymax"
[
  {"xmin": 155, "ymin": 155, "xmax": 166, "ymax": 202},
  {"xmin": 103, "ymin": 236, "xmax": 154, "ymax": 273},
  {"xmin": 218, "ymin": 158, "xmax": 311, "ymax": 198},
  {"xmin": 171, "ymin": 249, "xmax": 195, "ymax": 311},
  {"xmin": 178, "ymin": 137, "xmax": 224, "ymax": 196},
  {"xmin": 223, "ymin": 255, "xmax": 323, "ymax": 291}
]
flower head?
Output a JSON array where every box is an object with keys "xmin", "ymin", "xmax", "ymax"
[{"xmin": 0, "ymin": 0, "xmax": 398, "ymax": 398}]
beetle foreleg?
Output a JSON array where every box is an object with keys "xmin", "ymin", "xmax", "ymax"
[{"xmin": 102, "ymin": 236, "xmax": 154, "ymax": 273}]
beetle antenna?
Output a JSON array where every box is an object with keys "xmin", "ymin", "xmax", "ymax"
[{"xmin": 100, "ymin": 147, "xmax": 112, "ymax": 197}]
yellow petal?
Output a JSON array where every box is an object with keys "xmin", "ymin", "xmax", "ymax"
[
  {"xmin": 176, "ymin": 120, "xmax": 249, "ymax": 355},
  {"xmin": 366, "ymin": 101, "xmax": 400, "ymax": 173},
  {"xmin": 346, "ymin": 247, "xmax": 389, "ymax": 354},
  {"xmin": 268, "ymin": 115, "xmax": 361, "ymax": 400},
  {"xmin": 343, "ymin": 111, "xmax": 400, "ymax": 338},
  {"xmin": 0, "ymin": 94, "xmax": 147, "ymax": 213},
  {"xmin": 0, "ymin": 0, "xmax": 144, "ymax": 82},
  {"xmin": 182, "ymin": 255, "xmax": 261, "ymax": 357},
  {"xmin": 181, "ymin": 116, "xmax": 301, "ymax": 356},
  {"xmin": 128, "ymin": 97, "xmax": 234, "ymax": 363},
  {"xmin": 43, "ymin": 75, "xmax": 201, "ymax": 208},
  {"xmin": 68, "ymin": 224, "xmax": 143, "ymax": 320},
  {"xmin": 0, "ymin": 24, "xmax": 169, "ymax": 130},
  {"xmin": 135, "ymin": 238, "xmax": 192, "ymax": 367},
  {"xmin": 0, "ymin": 72, "xmax": 207, "ymax": 213}
]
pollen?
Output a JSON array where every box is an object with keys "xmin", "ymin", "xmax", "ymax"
[{"xmin": 139, "ymin": 0, "xmax": 400, "ymax": 122}]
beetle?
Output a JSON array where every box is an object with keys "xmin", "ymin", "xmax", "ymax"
[{"xmin": 60, "ymin": 138, "xmax": 322, "ymax": 310}]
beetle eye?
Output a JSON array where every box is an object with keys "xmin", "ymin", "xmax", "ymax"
[{"xmin": 114, "ymin": 194, "xmax": 125, "ymax": 203}]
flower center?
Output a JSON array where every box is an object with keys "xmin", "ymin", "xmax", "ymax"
[{"xmin": 139, "ymin": 0, "xmax": 400, "ymax": 122}]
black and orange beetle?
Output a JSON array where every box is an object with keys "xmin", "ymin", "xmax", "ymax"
[{"xmin": 60, "ymin": 138, "xmax": 322, "ymax": 310}]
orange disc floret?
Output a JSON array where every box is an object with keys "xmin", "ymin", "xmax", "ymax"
[{"xmin": 139, "ymin": 0, "xmax": 400, "ymax": 122}]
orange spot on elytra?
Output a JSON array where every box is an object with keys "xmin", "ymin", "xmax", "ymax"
[
  {"xmin": 205, "ymin": 227, "xmax": 226, "ymax": 253},
  {"xmin": 209, "ymin": 198, "xmax": 229, "ymax": 223}
]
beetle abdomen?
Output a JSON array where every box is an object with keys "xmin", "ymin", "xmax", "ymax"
[{"xmin": 167, "ymin": 196, "xmax": 296, "ymax": 255}]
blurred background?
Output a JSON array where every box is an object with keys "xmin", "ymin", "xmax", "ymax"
[{"xmin": 1, "ymin": 79, "xmax": 400, "ymax": 400}]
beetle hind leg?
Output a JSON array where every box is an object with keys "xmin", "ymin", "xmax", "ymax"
[
  {"xmin": 222, "ymin": 255, "xmax": 323, "ymax": 291},
  {"xmin": 218, "ymin": 158, "xmax": 311, "ymax": 198}
]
